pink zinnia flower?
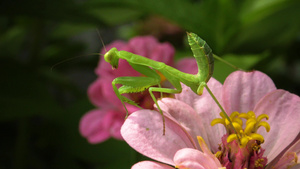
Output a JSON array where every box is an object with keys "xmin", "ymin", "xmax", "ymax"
[
  {"xmin": 79, "ymin": 36, "xmax": 197, "ymax": 144},
  {"xmin": 121, "ymin": 70, "xmax": 300, "ymax": 169}
]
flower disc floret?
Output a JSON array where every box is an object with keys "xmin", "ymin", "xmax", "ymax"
[{"xmin": 212, "ymin": 111, "xmax": 270, "ymax": 147}]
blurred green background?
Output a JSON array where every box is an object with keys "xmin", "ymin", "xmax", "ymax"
[{"xmin": 1, "ymin": 0, "xmax": 300, "ymax": 168}]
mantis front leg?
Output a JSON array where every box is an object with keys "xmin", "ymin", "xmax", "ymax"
[{"xmin": 112, "ymin": 76, "xmax": 160, "ymax": 117}]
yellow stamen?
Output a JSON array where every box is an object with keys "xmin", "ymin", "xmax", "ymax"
[
  {"xmin": 212, "ymin": 110, "xmax": 270, "ymax": 148},
  {"xmin": 232, "ymin": 122, "xmax": 242, "ymax": 132},
  {"xmin": 246, "ymin": 118, "xmax": 256, "ymax": 126},
  {"xmin": 227, "ymin": 134, "xmax": 238, "ymax": 143},
  {"xmin": 238, "ymin": 112, "xmax": 250, "ymax": 119},
  {"xmin": 230, "ymin": 111, "xmax": 240, "ymax": 118},
  {"xmin": 256, "ymin": 121, "xmax": 270, "ymax": 132},
  {"xmin": 257, "ymin": 114, "xmax": 269, "ymax": 121},
  {"xmin": 249, "ymin": 133, "xmax": 264, "ymax": 143},
  {"xmin": 232, "ymin": 118, "xmax": 243, "ymax": 126},
  {"xmin": 211, "ymin": 118, "xmax": 225, "ymax": 126},
  {"xmin": 244, "ymin": 121, "xmax": 256, "ymax": 134},
  {"xmin": 248, "ymin": 111, "xmax": 256, "ymax": 116},
  {"xmin": 240, "ymin": 137, "xmax": 249, "ymax": 147}
]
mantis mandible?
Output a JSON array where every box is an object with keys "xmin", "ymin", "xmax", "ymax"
[{"xmin": 104, "ymin": 32, "xmax": 237, "ymax": 135}]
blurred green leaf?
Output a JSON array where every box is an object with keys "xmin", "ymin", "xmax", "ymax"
[
  {"xmin": 0, "ymin": 60, "xmax": 63, "ymax": 120},
  {"xmin": 95, "ymin": 0, "xmax": 300, "ymax": 54},
  {"xmin": 213, "ymin": 52, "xmax": 269, "ymax": 82}
]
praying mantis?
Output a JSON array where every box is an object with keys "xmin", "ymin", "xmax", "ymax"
[{"xmin": 104, "ymin": 32, "xmax": 238, "ymax": 135}]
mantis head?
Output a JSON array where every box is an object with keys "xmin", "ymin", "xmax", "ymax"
[{"xmin": 104, "ymin": 47, "xmax": 119, "ymax": 69}]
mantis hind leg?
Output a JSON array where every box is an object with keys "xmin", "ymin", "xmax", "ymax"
[
  {"xmin": 148, "ymin": 87, "xmax": 182, "ymax": 135},
  {"xmin": 200, "ymin": 82, "xmax": 241, "ymax": 143},
  {"xmin": 148, "ymin": 71, "xmax": 183, "ymax": 135}
]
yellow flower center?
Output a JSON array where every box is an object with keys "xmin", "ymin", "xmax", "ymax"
[{"xmin": 211, "ymin": 111, "xmax": 270, "ymax": 147}]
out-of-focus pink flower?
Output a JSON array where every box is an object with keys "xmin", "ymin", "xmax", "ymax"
[
  {"xmin": 121, "ymin": 70, "xmax": 300, "ymax": 168},
  {"xmin": 79, "ymin": 36, "xmax": 197, "ymax": 144}
]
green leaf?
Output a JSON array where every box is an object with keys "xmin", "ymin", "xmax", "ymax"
[{"xmin": 213, "ymin": 52, "xmax": 269, "ymax": 82}]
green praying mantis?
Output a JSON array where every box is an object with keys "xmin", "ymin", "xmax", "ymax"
[{"xmin": 104, "ymin": 32, "xmax": 239, "ymax": 135}]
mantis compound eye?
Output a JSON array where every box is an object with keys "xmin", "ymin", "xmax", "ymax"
[{"xmin": 104, "ymin": 47, "xmax": 119, "ymax": 69}]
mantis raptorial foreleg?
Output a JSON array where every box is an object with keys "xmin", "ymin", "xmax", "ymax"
[
  {"xmin": 112, "ymin": 76, "xmax": 160, "ymax": 115},
  {"xmin": 112, "ymin": 63, "xmax": 161, "ymax": 115}
]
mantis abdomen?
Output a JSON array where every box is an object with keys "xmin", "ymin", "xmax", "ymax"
[{"xmin": 187, "ymin": 32, "xmax": 214, "ymax": 84}]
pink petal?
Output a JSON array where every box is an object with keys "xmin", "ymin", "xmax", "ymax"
[
  {"xmin": 267, "ymin": 135, "xmax": 300, "ymax": 168},
  {"xmin": 109, "ymin": 116, "xmax": 124, "ymax": 140},
  {"xmin": 197, "ymin": 136, "xmax": 223, "ymax": 166},
  {"xmin": 174, "ymin": 148, "xmax": 222, "ymax": 169},
  {"xmin": 128, "ymin": 36, "xmax": 158, "ymax": 57},
  {"xmin": 285, "ymin": 138, "xmax": 300, "ymax": 158},
  {"xmin": 271, "ymin": 152, "xmax": 298, "ymax": 169},
  {"xmin": 88, "ymin": 78, "xmax": 111, "ymax": 107},
  {"xmin": 175, "ymin": 58, "xmax": 198, "ymax": 75},
  {"xmin": 290, "ymin": 164, "xmax": 300, "ymax": 169},
  {"xmin": 175, "ymin": 83, "xmax": 201, "ymax": 108},
  {"xmin": 254, "ymin": 89, "xmax": 300, "ymax": 162},
  {"xmin": 175, "ymin": 78, "xmax": 226, "ymax": 152},
  {"xmin": 157, "ymin": 98, "xmax": 208, "ymax": 151},
  {"xmin": 150, "ymin": 42, "xmax": 175, "ymax": 65},
  {"xmin": 194, "ymin": 78, "xmax": 226, "ymax": 153},
  {"xmin": 222, "ymin": 71, "xmax": 276, "ymax": 113},
  {"xmin": 79, "ymin": 109, "xmax": 124, "ymax": 143},
  {"xmin": 121, "ymin": 110, "xmax": 196, "ymax": 166},
  {"xmin": 132, "ymin": 161, "xmax": 174, "ymax": 169},
  {"xmin": 88, "ymin": 77, "xmax": 122, "ymax": 108}
]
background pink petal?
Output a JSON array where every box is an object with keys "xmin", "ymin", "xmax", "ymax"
[
  {"xmin": 128, "ymin": 36, "xmax": 158, "ymax": 56},
  {"xmin": 87, "ymin": 78, "xmax": 109, "ymax": 107},
  {"xmin": 150, "ymin": 43, "xmax": 175, "ymax": 65},
  {"xmin": 175, "ymin": 58, "xmax": 198, "ymax": 74},
  {"xmin": 131, "ymin": 161, "xmax": 174, "ymax": 169},
  {"xmin": 88, "ymin": 77, "xmax": 123, "ymax": 108},
  {"xmin": 79, "ymin": 109, "xmax": 124, "ymax": 143},
  {"xmin": 254, "ymin": 89, "xmax": 300, "ymax": 162},
  {"xmin": 222, "ymin": 71, "xmax": 276, "ymax": 113},
  {"xmin": 121, "ymin": 110, "xmax": 196, "ymax": 166}
]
